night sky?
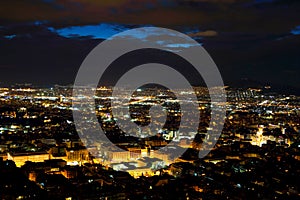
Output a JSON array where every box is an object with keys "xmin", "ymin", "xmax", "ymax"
[{"xmin": 0, "ymin": 0, "xmax": 299, "ymax": 93}]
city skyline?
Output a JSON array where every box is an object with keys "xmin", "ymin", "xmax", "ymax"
[
  {"xmin": 0, "ymin": 0, "xmax": 300, "ymax": 199},
  {"xmin": 0, "ymin": 85, "xmax": 299, "ymax": 198}
]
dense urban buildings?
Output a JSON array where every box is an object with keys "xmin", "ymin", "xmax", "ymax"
[
  {"xmin": 0, "ymin": 85, "xmax": 299, "ymax": 199},
  {"xmin": 1, "ymin": 0, "xmax": 300, "ymax": 199}
]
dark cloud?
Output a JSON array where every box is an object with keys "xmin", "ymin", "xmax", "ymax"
[
  {"xmin": 0, "ymin": 0, "xmax": 299, "ymax": 93},
  {"xmin": 0, "ymin": 0, "xmax": 298, "ymax": 29},
  {"xmin": 188, "ymin": 30, "xmax": 218, "ymax": 37}
]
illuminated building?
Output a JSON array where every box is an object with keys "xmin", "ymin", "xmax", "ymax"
[{"xmin": 7, "ymin": 152, "xmax": 50, "ymax": 167}]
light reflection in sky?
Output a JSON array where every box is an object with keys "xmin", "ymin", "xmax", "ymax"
[
  {"xmin": 49, "ymin": 23, "xmax": 202, "ymax": 48},
  {"xmin": 291, "ymin": 25, "xmax": 300, "ymax": 35},
  {"xmin": 49, "ymin": 23, "xmax": 131, "ymax": 39}
]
